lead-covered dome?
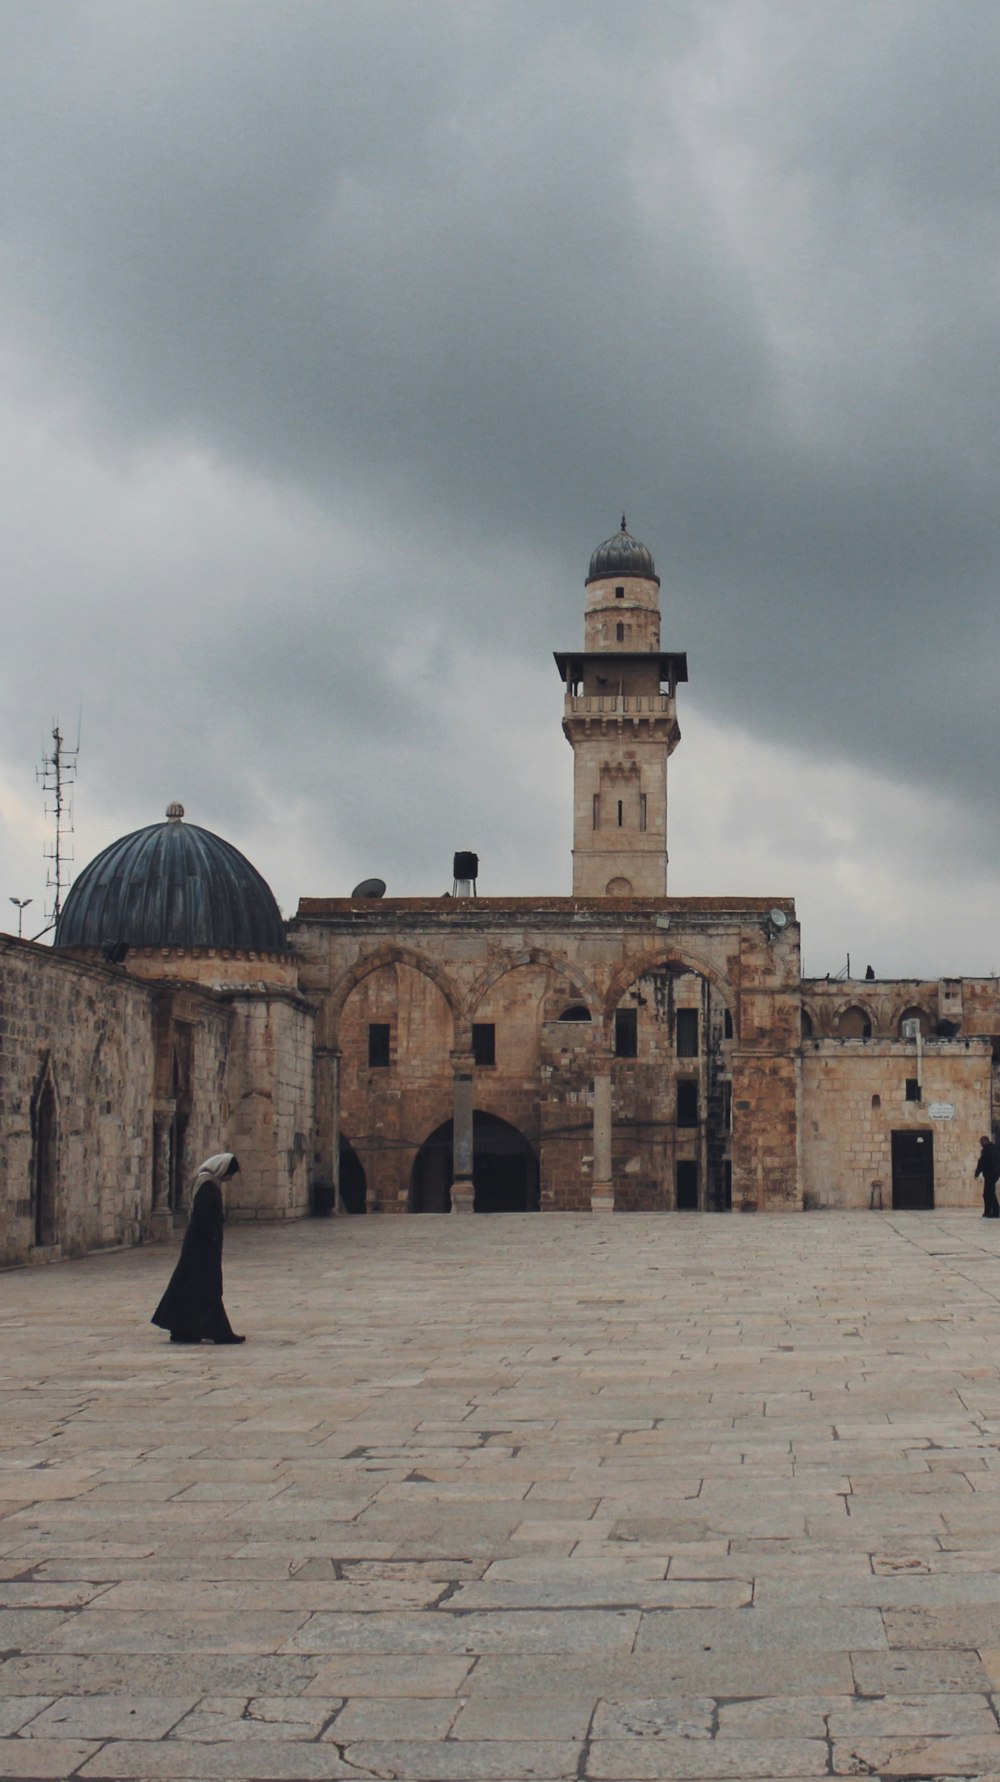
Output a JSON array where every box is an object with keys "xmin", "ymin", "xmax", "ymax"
[
  {"xmin": 55, "ymin": 804, "xmax": 286, "ymax": 953},
  {"xmin": 587, "ymin": 517, "xmax": 659, "ymax": 586}
]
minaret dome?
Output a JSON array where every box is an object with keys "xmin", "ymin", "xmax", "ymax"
[{"xmin": 587, "ymin": 517, "xmax": 659, "ymax": 587}]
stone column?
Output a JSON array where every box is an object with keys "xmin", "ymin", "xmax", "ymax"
[
  {"xmin": 151, "ymin": 1105, "xmax": 174, "ymax": 1240},
  {"xmin": 591, "ymin": 1069, "xmax": 614, "ymax": 1212},
  {"xmin": 450, "ymin": 1063, "xmax": 475, "ymax": 1213}
]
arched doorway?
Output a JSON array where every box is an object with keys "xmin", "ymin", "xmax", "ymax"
[
  {"xmin": 32, "ymin": 1075, "xmax": 58, "ymax": 1248},
  {"xmin": 410, "ymin": 1113, "xmax": 539, "ymax": 1213},
  {"xmin": 338, "ymin": 1137, "xmax": 368, "ymax": 1214}
]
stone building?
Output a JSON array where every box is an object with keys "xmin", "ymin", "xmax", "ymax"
[
  {"xmin": 1, "ymin": 805, "xmax": 314, "ymax": 1267},
  {"xmin": 2, "ymin": 521, "xmax": 999, "ymax": 1264},
  {"xmin": 291, "ymin": 522, "xmax": 1000, "ymax": 1219}
]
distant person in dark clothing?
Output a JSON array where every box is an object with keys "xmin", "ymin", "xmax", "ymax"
[
  {"xmin": 975, "ymin": 1136, "xmax": 1000, "ymax": 1219},
  {"xmin": 151, "ymin": 1153, "xmax": 245, "ymax": 1342}
]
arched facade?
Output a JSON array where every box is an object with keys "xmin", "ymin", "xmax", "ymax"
[{"xmin": 292, "ymin": 892, "xmax": 802, "ymax": 1215}]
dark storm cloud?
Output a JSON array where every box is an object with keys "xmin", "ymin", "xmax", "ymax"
[{"xmin": 2, "ymin": 0, "xmax": 1000, "ymax": 951}]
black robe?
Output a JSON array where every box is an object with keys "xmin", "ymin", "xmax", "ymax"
[
  {"xmin": 976, "ymin": 1141, "xmax": 1000, "ymax": 1218},
  {"xmin": 151, "ymin": 1178, "xmax": 236, "ymax": 1339}
]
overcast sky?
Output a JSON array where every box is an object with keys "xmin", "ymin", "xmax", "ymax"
[{"xmin": 2, "ymin": 0, "xmax": 1000, "ymax": 979}]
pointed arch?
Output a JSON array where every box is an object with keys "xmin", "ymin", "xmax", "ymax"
[
  {"xmin": 836, "ymin": 1004, "xmax": 873, "ymax": 1039},
  {"xmin": 30, "ymin": 1054, "xmax": 59, "ymax": 1249},
  {"xmin": 894, "ymin": 1003, "xmax": 932, "ymax": 1040},
  {"xmin": 467, "ymin": 948, "xmax": 601, "ymax": 1021},
  {"xmin": 326, "ymin": 945, "xmax": 463, "ymax": 1046},
  {"xmin": 603, "ymin": 949, "xmax": 737, "ymax": 1035}
]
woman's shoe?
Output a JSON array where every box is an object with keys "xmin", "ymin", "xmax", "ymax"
[
  {"xmin": 214, "ymin": 1332, "xmax": 246, "ymax": 1344},
  {"xmin": 169, "ymin": 1333, "xmax": 200, "ymax": 1343}
]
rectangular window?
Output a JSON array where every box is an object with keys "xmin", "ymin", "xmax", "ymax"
[
  {"xmin": 722, "ymin": 1082, "xmax": 732, "ymax": 1132},
  {"xmin": 615, "ymin": 585, "xmax": 625, "ymax": 599},
  {"xmin": 676, "ymin": 1159, "xmax": 699, "ymax": 1209},
  {"xmin": 472, "ymin": 1023, "xmax": 496, "ymax": 1066},
  {"xmin": 368, "ymin": 1023, "xmax": 391, "ymax": 1068},
  {"xmin": 617, "ymin": 799, "xmax": 623, "ymax": 827},
  {"xmin": 676, "ymin": 1008, "xmax": 699, "ymax": 1057},
  {"xmin": 905, "ymin": 1078, "xmax": 921, "ymax": 1102},
  {"xmin": 639, "ymin": 793, "xmax": 647, "ymax": 832},
  {"xmin": 676, "ymin": 1078, "xmax": 699, "ymax": 1126},
  {"xmin": 614, "ymin": 1008, "xmax": 638, "ymax": 1058},
  {"xmin": 592, "ymin": 793, "xmax": 600, "ymax": 830}
]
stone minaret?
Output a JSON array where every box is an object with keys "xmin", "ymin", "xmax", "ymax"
[{"xmin": 555, "ymin": 519, "xmax": 687, "ymax": 897}]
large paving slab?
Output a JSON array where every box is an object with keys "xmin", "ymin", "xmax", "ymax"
[{"xmin": 4, "ymin": 1210, "xmax": 1000, "ymax": 1778}]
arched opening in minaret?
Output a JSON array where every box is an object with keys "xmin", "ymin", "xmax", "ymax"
[
  {"xmin": 410, "ymin": 1113, "xmax": 539, "ymax": 1213},
  {"xmin": 338, "ymin": 1136, "xmax": 367, "ymax": 1213}
]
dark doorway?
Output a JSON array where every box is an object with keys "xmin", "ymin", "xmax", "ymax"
[
  {"xmin": 410, "ymin": 1112, "xmax": 539, "ymax": 1213},
  {"xmin": 676, "ymin": 1159, "xmax": 699, "ymax": 1210},
  {"xmin": 169, "ymin": 1032, "xmax": 192, "ymax": 1212},
  {"xmin": 33, "ymin": 1077, "xmax": 58, "ymax": 1247},
  {"xmin": 410, "ymin": 1122, "xmax": 453, "ymax": 1213},
  {"xmin": 891, "ymin": 1130, "xmax": 934, "ymax": 1209},
  {"xmin": 474, "ymin": 1113, "xmax": 539, "ymax": 1212},
  {"xmin": 338, "ymin": 1137, "xmax": 368, "ymax": 1213}
]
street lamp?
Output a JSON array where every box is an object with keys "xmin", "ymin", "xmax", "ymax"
[{"xmin": 9, "ymin": 897, "xmax": 32, "ymax": 939}]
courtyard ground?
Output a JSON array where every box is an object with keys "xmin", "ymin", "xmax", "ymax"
[{"xmin": 4, "ymin": 1211, "xmax": 1000, "ymax": 1779}]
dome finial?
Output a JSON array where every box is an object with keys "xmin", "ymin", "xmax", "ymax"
[
  {"xmin": 166, "ymin": 801, "xmax": 184, "ymax": 822},
  {"xmin": 621, "ymin": 513, "xmax": 627, "ymax": 532}
]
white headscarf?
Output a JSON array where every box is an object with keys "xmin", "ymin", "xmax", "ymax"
[{"xmin": 192, "ymin": 1152, "xmax": 238, "ymax": 1188}]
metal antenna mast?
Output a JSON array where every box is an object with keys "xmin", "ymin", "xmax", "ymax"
[{"xmin": 37, "ymin": 721, "xmax": 78, "ymax": 928}]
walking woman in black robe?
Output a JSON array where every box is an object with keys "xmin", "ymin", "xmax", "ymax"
[
  {"xmin": 151, "ymin": 1153, "xmax": 245, "ymax": 1343},
  {"xmin": 976, "ymin": 1136, "xmax": 1000, "ymax": 1219}
]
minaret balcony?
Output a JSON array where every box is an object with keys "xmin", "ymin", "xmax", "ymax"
[{"xmin": 564, "ymin": 692, "xmax": 675, "ymax": 718}]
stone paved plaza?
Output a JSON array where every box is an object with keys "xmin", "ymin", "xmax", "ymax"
[{"xmin": 5, "ymin": 1214, "xmax": 1000, "ymax": 1779}]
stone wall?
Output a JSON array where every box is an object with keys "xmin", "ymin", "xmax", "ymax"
[
  {"xmin": 150, "ymin": 988, "xmax": 233, "ymax": 1224},
  {"xmin": 0, "ymin": 938, "xmax": 157, "ymax": 1266},
  {"xmin": 223, "ymin": 990, "xmax": 315, "ymax": 1220},
  {"xmin": 1, "ymin": 939, "xmax": 316, "ymax": 1267},
  {"xmin": 801, "ymin": 1039, "xmax": 993, "ymax": 1209},
  {"xmin": 72, "ymin": 945, "xmax": 299, "ymax": 992}
]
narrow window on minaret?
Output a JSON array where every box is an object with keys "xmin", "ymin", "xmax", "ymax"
[
  {"xmin": 617, "ymin": 800, "xmax": 623, "ymax": 827},
  {"xmin": 592, "ymin": 794, "xmax": 600, "ymax": 830},
  {"xmin": 616, "ymin": 622, "xmax": 624, "ymax": 642},
  {"xmin": 639, "ymin": 794, "xmax": 647, "ymax": 832}
]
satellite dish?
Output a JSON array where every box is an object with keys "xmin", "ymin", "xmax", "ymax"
[
  {"xmin": 769, "ymin": 907, "xmax": 788, "ymax": 930},
  {"xmin": 351, "ymin": 878, "xmax": 386, "ymax": 900}
]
